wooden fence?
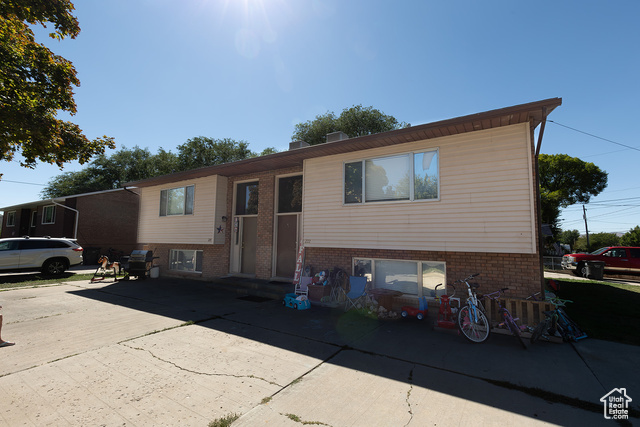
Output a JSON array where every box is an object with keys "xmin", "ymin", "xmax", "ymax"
[{"xmin": 483, "ymin": 297, "xmax": 554, "ymax": 327}]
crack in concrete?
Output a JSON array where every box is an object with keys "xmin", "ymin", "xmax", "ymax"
[
  {"xmin": 122, "ymin": 343, "xmax": 283, "ymax": 387},
  {"xmin": 404, "ymin": 365, "xmax": 415, "ymax": 427}
]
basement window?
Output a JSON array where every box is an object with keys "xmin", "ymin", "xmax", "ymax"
[{"xmin": 169, "ymin": 249, "xmax": 203, "ymax": 273}]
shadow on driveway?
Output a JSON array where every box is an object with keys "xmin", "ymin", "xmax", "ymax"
[{"xmin": 67, "ymin": 277, "xmax": 611, "ymax": 424}]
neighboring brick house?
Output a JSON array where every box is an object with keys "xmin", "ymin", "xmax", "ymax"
[
  {"xmin": 0, "ymin": 188, "xmax": 140, "ymax": 263},
  {"xmin": 126, "ymin": 98, "xmax": 562, "ymax": 300}
]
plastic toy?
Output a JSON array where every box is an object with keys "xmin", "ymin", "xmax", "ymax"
[
  {"xmin": 283, "ymin": 293, "xmax": 310, "ymax": 310},
  {"xmin": 401, "ymin": 296, "xmax": 428, "ymax": 320},
  {"xmin": 434, "ymin": 283, "xmax": 457, "ymax": 329}
]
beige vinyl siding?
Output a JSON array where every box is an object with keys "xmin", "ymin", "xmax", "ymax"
[
  {"xmin": 302, "ymin": 123, "xmax": 536, "ymax": 254},
  {"xmin": 138, "ymin": 175, "xmax": 225, "ymax": 245}
]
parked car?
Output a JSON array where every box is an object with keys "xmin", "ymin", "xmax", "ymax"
[
  {"xmin": 0, "ymin": 237, "xmax": 83, "ymax": 275},
  {"xmin": 561, "ymin": 246, "xmax": 640, "ymax": 276}
]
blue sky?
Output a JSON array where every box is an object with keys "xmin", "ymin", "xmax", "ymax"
[{"xmin": 2, "ymin": 0, "xmax": 639, "ymax": 235}]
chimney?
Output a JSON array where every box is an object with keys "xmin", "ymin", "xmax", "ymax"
[
  {"xmin": 326, "ymin": 131, "xmax": 349, "ymax": 143},
  {"xmin": 289, "ymin": 140, "xmax": 310, "ymax": 150}
]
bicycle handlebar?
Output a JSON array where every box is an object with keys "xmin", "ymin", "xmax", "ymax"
[
  {"xmin": 434, "ymin": 283, "xmax": 456, "ymax": 299},
  {"xmin": 546, "ymin": 297, "xmax": 573, "ymax": 307},
  {"xmin": 456, "ymin": 273, "xmax": 480, "ymax": 284}
]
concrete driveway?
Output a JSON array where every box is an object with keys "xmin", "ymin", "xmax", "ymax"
[{"xmin": 1, "ymin": 276, "xmax": 638, "ymax": 426}]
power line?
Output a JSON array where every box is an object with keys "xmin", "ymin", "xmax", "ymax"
[
  {"xmin": 0, "ymin": 179, "xmax": 46, "ymax": 186},
  {"xmin": 548, "ymin": 120, "xmax": 640, "ymax": 153}
]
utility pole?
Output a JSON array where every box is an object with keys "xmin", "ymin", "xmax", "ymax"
[{"xmin": 583, "ymin": 204, "xmax": 590, "ymax": 249}]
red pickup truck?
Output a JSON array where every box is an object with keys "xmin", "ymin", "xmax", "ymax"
[{"xmin": 562, "ymin": 246, "xmax": 640, "ymax": 276}]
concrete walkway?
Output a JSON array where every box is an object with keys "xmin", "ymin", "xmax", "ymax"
[{"xmin": 0, "ymin": 277, "xmax": 638, "ymax": 426}]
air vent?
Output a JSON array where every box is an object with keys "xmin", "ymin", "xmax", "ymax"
[
  {"xmin": 289, "ymin": 141, "xmax": 310, "ymax": 150},
  {"xmin": 326, "ymin": 131, "xmax": 349, "ymax": 143}
]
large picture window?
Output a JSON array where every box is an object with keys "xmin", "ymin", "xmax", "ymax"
[
  {"xmin": 42, "ymin": 205, "xmax": 56, "ymax": 224},
  {"xmin": 344, "ymin": 149, "xmax": 439, "ymax": 204},
  {"xmin": 169, "ymin": 249, "xmax": 203, "ymax": 272},
  {"xmin": 160, "ymin": 185, "xmax": 195, "ymax": 216},
  {"xmin": 353, "ymin": 258, "xmax": 446, "ymax": 298}
]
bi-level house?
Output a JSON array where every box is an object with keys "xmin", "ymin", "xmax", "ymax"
[{"xmin": 126, "ymin": 98, "xmax": 561, "ymax": 300}]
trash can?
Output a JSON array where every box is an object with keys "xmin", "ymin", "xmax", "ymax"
[{"xmin": 584, "ymin": 261, "xmax": 605, "ymax": 280}]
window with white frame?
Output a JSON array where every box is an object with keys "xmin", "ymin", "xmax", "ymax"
[
  {"xmin": 353, "ymin": 258, "xmax": 446, "ymax": 298},
  {"xmin": 160, "ymin": 185, "xmax": 195, "ymax": 216},
  {"xmin": 169, "ymin": 249, "xmax": 203, "ymax": 272},
  {"xmin": 42, "ymin": 205, "xmax": 56, "ymax": 224},
  {"xmin": 344, "ymin": 149, "xmax": 439, "ymax": 204},
  {"xmin": 6, "ymin": 211, "xmax": 15, "ymax": 227}
]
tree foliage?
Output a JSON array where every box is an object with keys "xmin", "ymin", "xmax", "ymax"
[
  {"xmin": 574, "ymin": 232, "xmax": 620, "ymax": 253},
  {"xmin": 292, "ymin": 105, "xmax": 409, "ymax": 145},
  {"xmin": 177, "ymin": 137, "xmax": 254, "ymax": 170},
  {"xmin": 41, "ymin": 146, "xmax": 178, "ymax": 198},
  {"xmin": 538, "ymin": 154, "xmax": 607, "ymax": 232},
  {"xmin": 42, "ymin": 138, "xmax": 273, "ymax": 198},
  {"xmin": 0, "ymin": 0, "xmax": 114, "ymax": 171},
  {"xmin": 558, "ymin": 229, "xmax": 581, "ymax": 249},
  {"xmin": 621, "ymin": 226, "xmax": 640, "ymax": 246}
]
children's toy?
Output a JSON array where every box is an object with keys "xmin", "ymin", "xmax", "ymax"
[
  {"xmin": 283, "ymin": 293, "xmax": 311, "ymax": 310},
  {"xmin": 434, "ymin": 283, "xmax": 458, "ymax": 329},
  {"xmin": 401, "ymin": 296, "xmax": 428, "ymax": 320},
  {"xmin": 90, "ymin": 255, "xmax": 121, "ymax": 282}
]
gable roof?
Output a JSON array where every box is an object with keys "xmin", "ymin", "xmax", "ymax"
[
  {"xmin": 0, "ymin": 188, "xmax": 134, "ymax": 212},
  {"xmin": 126, "ymin": 97, "xmax": 561, "ymax": 188}
]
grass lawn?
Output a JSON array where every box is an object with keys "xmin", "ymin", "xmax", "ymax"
[
  {"xmin": 0, "ymin": 272, "xmax": 95, "ymax": 290},
  {"xmin": 549, "ymin": 278, "xmax": 640, "ymax": 346}
]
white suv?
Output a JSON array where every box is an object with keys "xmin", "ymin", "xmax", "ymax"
[{"xmin": 0, "ymin": 237, "xmax": 84, "ymax": 275}]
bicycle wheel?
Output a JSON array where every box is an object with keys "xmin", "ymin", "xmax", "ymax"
[
  {"xmin": 558, "ymin": 308, "xmax": 588, "ymax": 341},
  {"xmin": 502, "ymin": 311, "xmax": 526, "ymax": 349},
  {"xmin": 458, "ymin": 305, "xmax": 491, "ymax": 343},
  {"xmin": 530, "ymin": 319, "xmax": 549, "ymax": 344}
]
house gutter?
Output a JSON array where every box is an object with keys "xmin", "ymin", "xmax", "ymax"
[
  {"xmin": 50, "ymin": 199, "xmax": 79, "ymax": 239},
  {"xmin": 534, "ymin": 106, "xmax": 548, "ymax": 295}
]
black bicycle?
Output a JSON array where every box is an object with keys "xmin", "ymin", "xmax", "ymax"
[{"xmin": 530, "ymin": 296, "xmax": 587, "ymax": 344}]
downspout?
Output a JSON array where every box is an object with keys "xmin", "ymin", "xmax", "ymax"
[
  {"xmin": 534, "ymin": 107, "xmax": 548, "ymax": 295},
  {"xmin": 50, "ymin": 199, "xmax": 79, "ymax": 239}
]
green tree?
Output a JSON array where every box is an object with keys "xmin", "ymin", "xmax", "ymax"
[
  {"xmin": 253, "ymin": 147, "xmax": 279, "ymax": 157},
  {"xmin": 176, "ymin": 137, "xmax": 253, "ymax": 170},
  {"xmin": 0, "ymin": 0, "xmax": 114, "ymax": 172},
  {"xmin": 292, "ymin": 105, "xmax": 409, "ymax": 145},
  {"xmin": 574, "ymin": 232, "xmax": 620, "ymax": 253},
  {"xmin": 41, "ymin": 146, "xmax": 180, "ymax": 198},
  {"xmin": 42, "ymin": 137, "xmax": 265, "ymax": 197},
  {"xmin": 621, "ymin": 226, "xmax": 640, "ymax": 246},
  {"xmin": 558, "ymin": 229, "xmax": 581, "ymax": 250},
  {"xmin": 538, "ymin": 154, "xmax": 608, "ymax": 232}
]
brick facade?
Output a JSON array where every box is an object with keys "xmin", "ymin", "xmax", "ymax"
[
  {"xmin": 148, "ymin": 160, "xmax": 544, "ymax": 299},
  {"xmin": 1, "ymin": 190, "xmax": 140, "ymax": 261},
  {"xmin": 150, "ymin": 166, "xmax": 303, "ymax": 281},
  {"xmin": 304, "ymin": 247, "xmax": 542, "ymax": 299}
]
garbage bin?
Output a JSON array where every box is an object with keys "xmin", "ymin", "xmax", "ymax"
[{"xmin": 584, "ymin": 261, "xmax": 605, "ymax": 280}]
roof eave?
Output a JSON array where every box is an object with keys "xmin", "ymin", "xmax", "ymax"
[{"xmin": 125, "ymin": 97, "xmax": 562, "ymax": 188}]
